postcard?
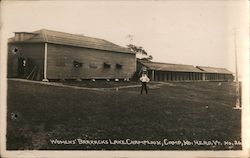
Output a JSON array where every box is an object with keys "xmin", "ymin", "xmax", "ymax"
[{"xmin": 0, "ymin": 0, "xmax": 249, "ymax": 157}]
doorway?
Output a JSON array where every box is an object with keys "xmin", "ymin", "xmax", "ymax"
[{"xmin": 17, "ymin": 57, "xmax": 33, "ymax": 78}]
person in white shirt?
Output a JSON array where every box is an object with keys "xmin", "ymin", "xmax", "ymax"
[{"xmin": 140, "ymin": 73, "xmax": 150, "ymax": 94}]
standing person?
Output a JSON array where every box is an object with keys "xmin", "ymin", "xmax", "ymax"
[{"xmin": 140, "ymin": 73, "xmax": 150, "ymax": 94}]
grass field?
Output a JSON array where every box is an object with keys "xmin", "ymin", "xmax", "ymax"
[{"xmin": 7, "ymin": 79, "xmax": 241, "ymax": 150}]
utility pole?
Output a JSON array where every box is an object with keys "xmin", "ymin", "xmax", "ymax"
[
  {"xmin": 234, "ymin": 29, "xmax": 239, "ymax": 82},
  {"xmin": 233, "ymin": 29, "xmax": 241, "ymax": 110}
]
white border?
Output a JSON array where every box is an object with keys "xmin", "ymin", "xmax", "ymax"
[{"xmin": 0, "ymin": 0, "xmax": 249, "ymax": 158}]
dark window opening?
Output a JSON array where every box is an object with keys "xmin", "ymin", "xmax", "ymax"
[
  {"xmin": 116, "ymin": 63, "xmax": 122, "ymax": 69},
  {"xmin": 73, "ymin": 60, "xmax": 83, "ymax": 68},
  {"xmin": 103, "ymin": 62, "xmax": 111, "ymax": 68}
]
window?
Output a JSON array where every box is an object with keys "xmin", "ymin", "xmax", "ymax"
[
  {"xmin": 116, "ymin": 63, "xmax": 122, "ymax": 69},
  {"xmin": 73, "ymin": 60, "xmax": 83, "ymax": 68},
  {"xmin": 103, "ymin": 62, "xmax": 111, "ymax": 69}
]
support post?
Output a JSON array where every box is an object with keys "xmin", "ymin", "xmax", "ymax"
[
  {"xmin": 152, "ymin": 70, "xmax": 155, "ymax": 81},
  {"xmin": 202, "ymin": 73, "xmax": 205, "ymax": 81},
  {"xmin": 233, "ymin": 29, "xmax": 241, "ymax": 110}
]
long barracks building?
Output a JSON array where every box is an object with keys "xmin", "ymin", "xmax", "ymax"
[{"xmin": 137, "ymin": 59, "xmax": 234, "ymax": 81}]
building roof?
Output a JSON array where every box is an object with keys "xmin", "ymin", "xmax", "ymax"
[
  {"xmin": 8, "ymin": 29, "xmax": 133, "ymax": 54},
  {"xmin": 138, "ymin": 60, "xmax": 203, "ymax": 73},
  {"xmin": 196, "ymin": 66, "xmax": 232, "ymax": 74}
]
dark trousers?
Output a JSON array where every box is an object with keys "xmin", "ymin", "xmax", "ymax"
[{"xmin": 141, "ymin": 82, "xmax": 148, "ymax": 94}]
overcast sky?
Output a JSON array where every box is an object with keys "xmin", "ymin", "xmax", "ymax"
[{"xmin": 1, "ymin": 0, "xmax": 248, "ymax": 77}]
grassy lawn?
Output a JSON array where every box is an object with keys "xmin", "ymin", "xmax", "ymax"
[{"xmin": 7, "ymin": 80, "xmax": 241, "ymax": 150}]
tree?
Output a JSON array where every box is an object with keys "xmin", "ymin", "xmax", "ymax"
[{"xmin": 127, "ymin": 44, "xmax": 153, "ymax": 61}]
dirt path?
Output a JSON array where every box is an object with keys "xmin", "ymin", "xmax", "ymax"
[
  {"xmin": 8, "ymin": 78, "xmax": 105, "ymax": 92},
  {"xmin": 8, "ymin": 78, "xmax": 170, "ymax": 91}
]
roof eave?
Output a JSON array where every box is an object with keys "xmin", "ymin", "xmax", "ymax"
[{"xmin": 8, "ymin": 40, "xmax": 135, "ymax": 54}]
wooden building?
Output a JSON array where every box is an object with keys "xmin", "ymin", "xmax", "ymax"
[
  {"xmin": 137, "ymin": 59, "xmax": 204, "ymax": 81},
  {"xmin": 8, "ymin": 29, "xmax": 136, "ymax": 81},
  {"xmin": 137, "ymin": 60, "xmax": 234, "ymax": 82},
  {"xmin": 196, "ymin": 66, "xmax": 234, "ymax": 81}
]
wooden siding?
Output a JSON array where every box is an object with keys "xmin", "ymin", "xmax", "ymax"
[
  {"xmin": 152, "ymin": 71, "xmax": 203, "ymax": 81},
  {"xmin": 204, "ymin": 73, "xmax": 234, "ymax": 81},
  {"xmin": 7, "ymin": 43, "xmax": 44, "ymax": 79},
  {"xmin": 137, "ymin": 61, "xmax": 233, "ymax": 82},
  {"xmin": 47, "ymin": 43, "xmax": 136, "ymax": 79}
]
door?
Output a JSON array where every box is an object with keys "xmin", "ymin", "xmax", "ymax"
[
  {"xmin": 17, "ymin": 57, "xmax": 26, "ymax": 78},
  {"xmin": 17, "ymin": 57, "xmax": 33, "ymax": 78}
]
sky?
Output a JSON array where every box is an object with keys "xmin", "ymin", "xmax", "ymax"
[{"xmin": 0, "ymin": 0, "xmax": 249, "ymax": 78}]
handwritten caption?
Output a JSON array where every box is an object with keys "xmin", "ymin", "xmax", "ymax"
[{"xmin": 49, "ymin": 139, "xmax": 241, "ymax": 147}]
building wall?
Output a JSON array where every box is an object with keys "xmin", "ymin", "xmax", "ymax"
[
  {"xmin": 151, "ymin": 71, "xmax": 233, "ymax": 82},
  {"xmin": 137, "ymin": 62, "xmax": 233, "ymax": 82},
  {"xmin": 204, "ymin": 73, "xmax": 234, "ymax": 81},
  {"xmin": 7, "ymin": 42, "xmax": 44, "ymax": 79},
  {"xmin": 152, "ymin": 70, "xmax": 203, "ymax": 81},
  {"xmin": 47, "ymin": 43, "xmax": 136, "ymax": 79}
]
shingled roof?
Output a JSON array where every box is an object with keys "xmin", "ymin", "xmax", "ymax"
[
  {"xmin": 138, "ymin": 60, "xmax": 203, "ymax": 73},
  {"xmin": 196, "ymin": 66, "xmax": 232, "ymax": 74},
  {"xmin": 8, "ymin": 29, "xmax": 133, "ymax": 54}
]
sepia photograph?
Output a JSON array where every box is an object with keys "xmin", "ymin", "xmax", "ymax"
[{"xmin": 0, "ymin": 0, "xmax": 249, "ymax": 157}]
